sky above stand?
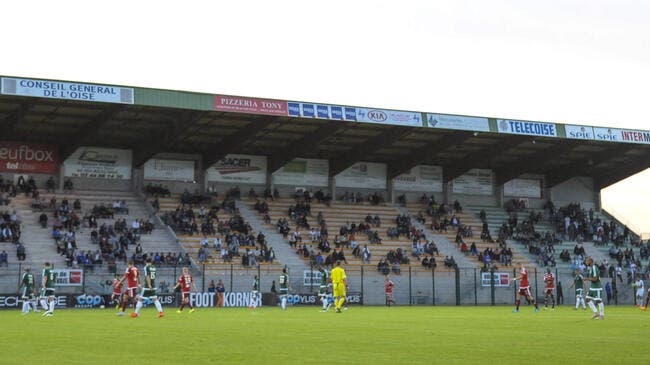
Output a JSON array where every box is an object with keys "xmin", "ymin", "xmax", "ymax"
[{"xmin": 2, "ymin": 0, "xmax": 649, "ymax": 233}]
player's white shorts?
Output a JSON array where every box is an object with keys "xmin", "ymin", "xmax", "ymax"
[{"xmin": 637, "ymin": 289, "xmax": 645, "ymax": 297}]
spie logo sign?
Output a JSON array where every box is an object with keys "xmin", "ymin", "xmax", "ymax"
[{"xmin": 366, "ymin": 110, "xmax": 387, "ymax": 123}]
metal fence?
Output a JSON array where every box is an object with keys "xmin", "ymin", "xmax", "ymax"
[{"xmin": 0, "ymin": 263, "xmax": 638, "ymax": 307}]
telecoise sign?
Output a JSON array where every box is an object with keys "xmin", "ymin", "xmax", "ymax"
[{"xmin": 497, "ymin": 119, "xmax": 557, "ymax": 137}]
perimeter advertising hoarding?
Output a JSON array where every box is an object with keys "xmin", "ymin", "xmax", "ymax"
[
  {"xmin": 206, "ymin": 154, "xmax": 267, "ymax": 184},
  {"xmin": 426, "ymin": 114, "xmax": 490, "ymax": 132},
  {"xmin": 272, "ymin": 158, "xmax": 329, "ymax": 187},
  {"xmin": 481, "ymin": 273, "xmax": 510, "ymax": 287},
  {"xmin": 393, "ymin": 165, "xmax": 443, "ymax": 192},
  {"xmin": 1, "ymin": 77, "xmax": 134, "ymax": 104},
  {"xmin": 452, "ymin": 169, "xmax": 493, "ymax": 195},
  {"xmin": 497, "ymin": 119, "xmax": 557, "ymax": 137},
  {"xmin": 0, "ymin": 141, "xmax": 59, "ymax": 174},
  {"xmin": 565, "ymin": 125, "xmax": 595, "ymax": 140},
  {"xmin": 287, "ymin": 102, "xmax": 356, "ymax": 121},
  {"xmin": 335, "ymin": 162, "xmax": 387, "ymax": 189},
  {"xmin": 188, "ymin": 292, "xmax": 262, "ymax": 308},
  {"xmin": 355, "ymin": 108, "xmax": 423, "ymax": 127},
  {"xmin": 53, "ymin": 269, "xmax": 83, "ymax": 286},
  {"xmin": 593, "ymin": 127, "xmax": 650, "ymax": 144},
  {"xmin": 503, "ymin": 178, "xmax": 541, "ymax": 198},
  {"xmin": 214, "ymin": 95, "xmax": 287, "ymax": 116},
  {"xmin": 63, "ymin": 147, "xmax": 132, "ymax": 180},
  {"xmin": 143, "ymin": 159, "xmax": 195, "ymax": 182}
]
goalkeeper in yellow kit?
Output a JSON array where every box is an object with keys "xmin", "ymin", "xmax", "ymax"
[{"xmin": 330, "ymin": 261, "xmax": 347, "ymax": 313}]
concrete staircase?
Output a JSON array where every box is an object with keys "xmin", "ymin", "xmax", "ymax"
[{"xmin": 235, "ymin": 200, "xmax": 304, "ymax": 291}]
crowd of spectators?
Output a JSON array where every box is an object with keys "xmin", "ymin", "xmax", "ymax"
[
  {"xmin": 339, "ymin": 191, "xmax": 385, "ymax": 205},
  {"xmin": 46, "ymin": 194, "xmax": 159, "ymax": 271}
]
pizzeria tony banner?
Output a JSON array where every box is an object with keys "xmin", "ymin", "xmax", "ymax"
[{"xmin": 214, "ymin": 95, "xmax": 287, "ymax": 116}]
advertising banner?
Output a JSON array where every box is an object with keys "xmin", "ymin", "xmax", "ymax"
[
  {"xmin": 144, "ymin": 159, "xmax": 195, "ymax": 182},
  {"xmin": 287, "ymin": 102, "xmax": 356, "ymax": 121},
  {"xmin": 426, "ymin": 114, "xmax": 490, "ymax": 132},
  {"xmin": 0, "ymin": 294, "xmax": 68, "ymax": 309},
  {"xmin": 619, "ymin": 129, "xmax": 650, "ymax": 144},
  {"xmin": 497, "ymin": 119, "xmax": 557, "ymax": 137},
  {"xmin": 593, "ymin": 127, "xmax": 622, "ymax": 142},
  {"xmin": 0, "ymin": 141, "xmax": 59, "ymax": 174},
  {"xmin": 214, "ymin": 95, "xmax": 287, "ymax": 116},
  {"xmin": 206, "ymin": 154, "xmax": 267, "ymax": 184},
  {"xmin": 503, "ymin": 178, "xmax": 541, "ymax": 198},
  {"xmin": 393, "ymin": 165, "xmax": 443, "ymax": 192},
  {"xmin": 335, "ymin": 162, "xmax": 387, "ymax": 189},
  {"xmin": 481, "ymin": 273, "xmax": 510, "ymax": 287},
  {"xmin": 188, "ymin": 292, "xmax": 261, "ymax": 308},
  {"xmin": 64, "ymin": 147, "xmax": 132, "ymax": 180},
  {"xmin": 70, "ymin": 294, "xmax": 110, "ymax": 309},
  {"xmin": 356, "ymin": 108, "xmax": 423, "ymax": 127},
  {"xmin": 1, "ymin": 77, "xmax": 134, "ymax": 104},
  {"xmin": 272, "ymin": 158, "xmax": 329, "ymax": 186},
  {"xmin": 303, "ymin": 270, "xmax": 323, "ymax": 286},
  {"xmin": 52, "ymin": 269, "xmax": 83, "ymax": 286},
  {"xmin": 286, "ymin": 292, "xmax": 363, "ymax": 306},
  {"xmin": 452, "ymin": 169, "xmax": 493, "ymax": 195},
  {"xmin": 565, "ymin": 125, "xmax": 595, "ymax": 140},
  {"xmin": 593, "ymin": 127, "xmax": 650, "ymax": 144}
]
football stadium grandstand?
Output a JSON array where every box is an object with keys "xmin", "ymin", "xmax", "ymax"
[{"xmin": 0, "ymin": 74, "xmax": 649, "ymax": 307}]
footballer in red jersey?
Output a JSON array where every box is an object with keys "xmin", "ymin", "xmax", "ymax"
[
  {"xmin": 512, "ymin": 263, "xmax": 539, "ymax": 313},
  {"xmin": 384, "ymin": 275, "xmax": 396, "ymax": 307},
  {"xmin": 110, "ymin": 273, "xmax": 123, "ymax": 309},
  {"xmin": 174, "ymin": 267, "xmax": 198, "ymax": 313},
  {"xmin": 116, "ymin": 261, "xmax": 139, "ymax": 316},
  {"xmin": 543, "ymin": 268, "xmax": 556, "ymax": 310}
]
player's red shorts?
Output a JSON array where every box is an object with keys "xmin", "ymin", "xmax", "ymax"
[
  {"xmin": 181, "ymin": 291, "xmax": 191, "ymax": 301},
  {"xmin": 111, "ymin": 292, "xmax": 121, "ymax": 300},
  {"xmin": 518, "ymin": 287, "xmax": 531, "ymax": 297},
  {"xmin": 544, "ymin": 288, "xmax": 554, "ymax": 295},
  {"xmin": 125, "ymin": 287, "xmax": 138, "ymax": 298}
]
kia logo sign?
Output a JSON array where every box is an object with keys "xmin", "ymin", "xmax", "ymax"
[{"xmin": 367, "ymin": 110, "xmax": 387, "ymax": 122}]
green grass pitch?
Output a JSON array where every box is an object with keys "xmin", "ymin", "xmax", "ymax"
[{"xmin": 1, "ymin": 306, "xmax": 648, "ymax": 364}]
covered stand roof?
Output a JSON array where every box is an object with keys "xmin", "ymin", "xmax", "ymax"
[{"xmin": 0, "ymin": 75, "xmax": 648, "ymax": 190}]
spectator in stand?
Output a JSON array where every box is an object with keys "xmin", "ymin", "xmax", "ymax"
[
  {"xmin": 63, "ymin": 179, "xmax": 74, "ymax": 193},
  {"xmin": 45, "ymin": 176, "xmax": 56, "ymax": 193},
  {"xmin": 16, "ymin": 242, "xmax": 26, "ymax": 261},
  {"xmin": 0, "ymin": 250, "xmax": 7, "ymax": 266}
]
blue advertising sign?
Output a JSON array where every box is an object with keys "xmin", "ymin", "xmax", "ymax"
[
  {"xmin": 344, "ymin": 107, "xmax": 357, "ymax": 121},
  {"xmin": 288, "ymin": 102, "xmax": 301, "ymax": 117},
  {"xmin": 302, "ymin": 104, "xmax": 315, "ymax": 118},
  {"xmin": 497, "ymin": 119, "xmax": 557, "ymax": 137},
  {"xmin": 330, "ymin": 106, "xmax": 343, "ymax": 120},
  {"xmin": 316, "ymin": 105, "xmax": 329, "ymax": 118}
]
